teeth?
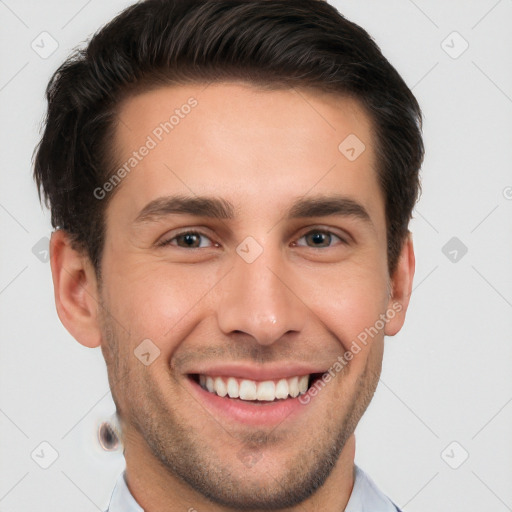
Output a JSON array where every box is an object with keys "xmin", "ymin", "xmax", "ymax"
[
  {"xmin": 257, "ymin": 381, "xmax": 276, "ymax": 401},
  {"xmin": 298, "ymin": 375, "xmax": 308, "ymax": 393},
  {"xmin": 275, "ymin": 379, "xmax": 289, "ymax": 399},
  {"xmin": 214, "ymin": 377, "xmax": 227, "ymax": 397},
  {"xmin": 198, "ymin": 374, "xmax": 311, "ymax": 401},
  {"xmin": 226, "ymin": 377, "xmax": 239, "ymax": 398},
  {"xmin": 288, "ymin": 376, "xmax": 299, "ymax": 398},
  {"xmin": 239, "ymin": 380, "xmax": 257, "ymax": 400}
]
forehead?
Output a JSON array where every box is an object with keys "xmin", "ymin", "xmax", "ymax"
[{"xmin": 109, "ymin": 82, "xmax": 384, "ymax": 229}]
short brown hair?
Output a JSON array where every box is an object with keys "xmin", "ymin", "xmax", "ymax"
[{"xmin": 33, "ymin": 0, "xmax": 424, "ymax": 276}]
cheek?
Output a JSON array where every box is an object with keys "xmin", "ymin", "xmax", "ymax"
[
  {"xmin": 302, "ymin": 263, "xmax": 390, "ymax": 351},
  {"xmin": 101, "ymin": 257, "xmax": 222, "ymax": 345}
]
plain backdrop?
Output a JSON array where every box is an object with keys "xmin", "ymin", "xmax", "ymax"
[{"xmin": 1, "ymin": 1, "xmax": 511, "ymax": 510}]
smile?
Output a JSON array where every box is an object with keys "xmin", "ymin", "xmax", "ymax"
[
  {"xmin": 185, "ymin": 366, "xmax": 327, "ymax": 425},
  {"xmin": 198, "ymin": 374, "xmax": 310, "ymax": 401}
]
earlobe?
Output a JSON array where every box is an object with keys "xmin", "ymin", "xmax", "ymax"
[
  {"xmin": 50, "ymin": 230, "xmax": 102, "ymax": 348},
  {"xmin": 384, "ymin": 233, "xmax": 415, "ymax": 337}
]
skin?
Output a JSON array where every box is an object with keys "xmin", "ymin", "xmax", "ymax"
[{"xmin": 50, "ymin": 82, "xmax": 414, "ymax": 511}]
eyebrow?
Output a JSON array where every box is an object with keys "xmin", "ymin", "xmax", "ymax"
[
  {"xmin": 133, "ymin": 194, "xmax": 372, "ymax": 226},
  {"xmin": 286, "ymin": 195, "xmax": 371, "ymax": 224},
  {"xmin": 134, "ymin": 195, "xmax": 235, "ymax": 223}
]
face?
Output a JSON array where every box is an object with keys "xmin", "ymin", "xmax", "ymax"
[{"xmin": 71, "ymin": 82, "xmax": 412, "ymax": 509}]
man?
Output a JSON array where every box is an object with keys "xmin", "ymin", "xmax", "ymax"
[{"xmin": 33, "ymin": 0, "xmax": 423, "ymax": 510}]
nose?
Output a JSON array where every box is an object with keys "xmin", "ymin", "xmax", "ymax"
[{"xmin": 216, "ymin": 242, "xmax": 307, "ymax": 346}]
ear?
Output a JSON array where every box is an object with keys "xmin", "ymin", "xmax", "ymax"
[
  {"xmin": 384, "ymin": 232, "xmax": 415, "ymax": 336},
  {"xmin": 49, "ymin": 230, "xmax": 102, "ymax": 348}
]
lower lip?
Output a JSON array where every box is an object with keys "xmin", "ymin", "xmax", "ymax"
[{"xmin": 186, "ymin": 376, "xmax": 316, "ymax": 427}]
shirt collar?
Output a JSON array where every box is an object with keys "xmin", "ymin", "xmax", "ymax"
[
  {"xmin": 106, "ymin": 470, "xmax": 144, "ymax": 512},
  {"xmin": 345, "ymin": 465, "xmax": 401, "ymax": 512},
  {"xmin": 106, "ymin": 464, "xmax": 400, "ymax": 512}
]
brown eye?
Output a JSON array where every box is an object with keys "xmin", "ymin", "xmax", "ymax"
[
  {"xmin": 176, "ymin": 233, "xmax": 202, "ymax": 248},
  {"xmin": 295, "ymin": 230, "xmax": 345, "ymax": 248},
  {"xmin": 159, "ymin": 231, "xmax": 214, "ymax": 248}
]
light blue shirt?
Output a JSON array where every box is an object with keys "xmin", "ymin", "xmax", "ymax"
[
  {"xmin": 105, "ymin": 464, "xmax": 401, "ymax": 511},
  {"xmin": 345, "ymin": 465, "xmax": 402, "ymax": 512}
]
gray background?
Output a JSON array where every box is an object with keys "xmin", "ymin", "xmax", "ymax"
[{"xmin": 1, "ymin": 1, "xmax": 511, "ymax": 510}]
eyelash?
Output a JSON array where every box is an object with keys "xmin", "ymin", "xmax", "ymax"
[
  {"xmin": 157, "ymin": 230, "xmax": 218, "ymax": 249},
  {"xmin": 157, "ymin": 228, "xmax": 349, "ymax": 249}
]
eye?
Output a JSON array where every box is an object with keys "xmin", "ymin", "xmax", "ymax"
[
  {"xmin": 293, "ymin": 229, "xmax": 347, "ymax": 248},
  {"xmin": 158, "ymin": 230, "xmax": 217, "ymax": 249}
]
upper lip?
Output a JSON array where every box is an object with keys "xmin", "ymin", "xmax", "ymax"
[{"xmin": 187, "ymin": 363, "xmax": 326, "ymax": 381}]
